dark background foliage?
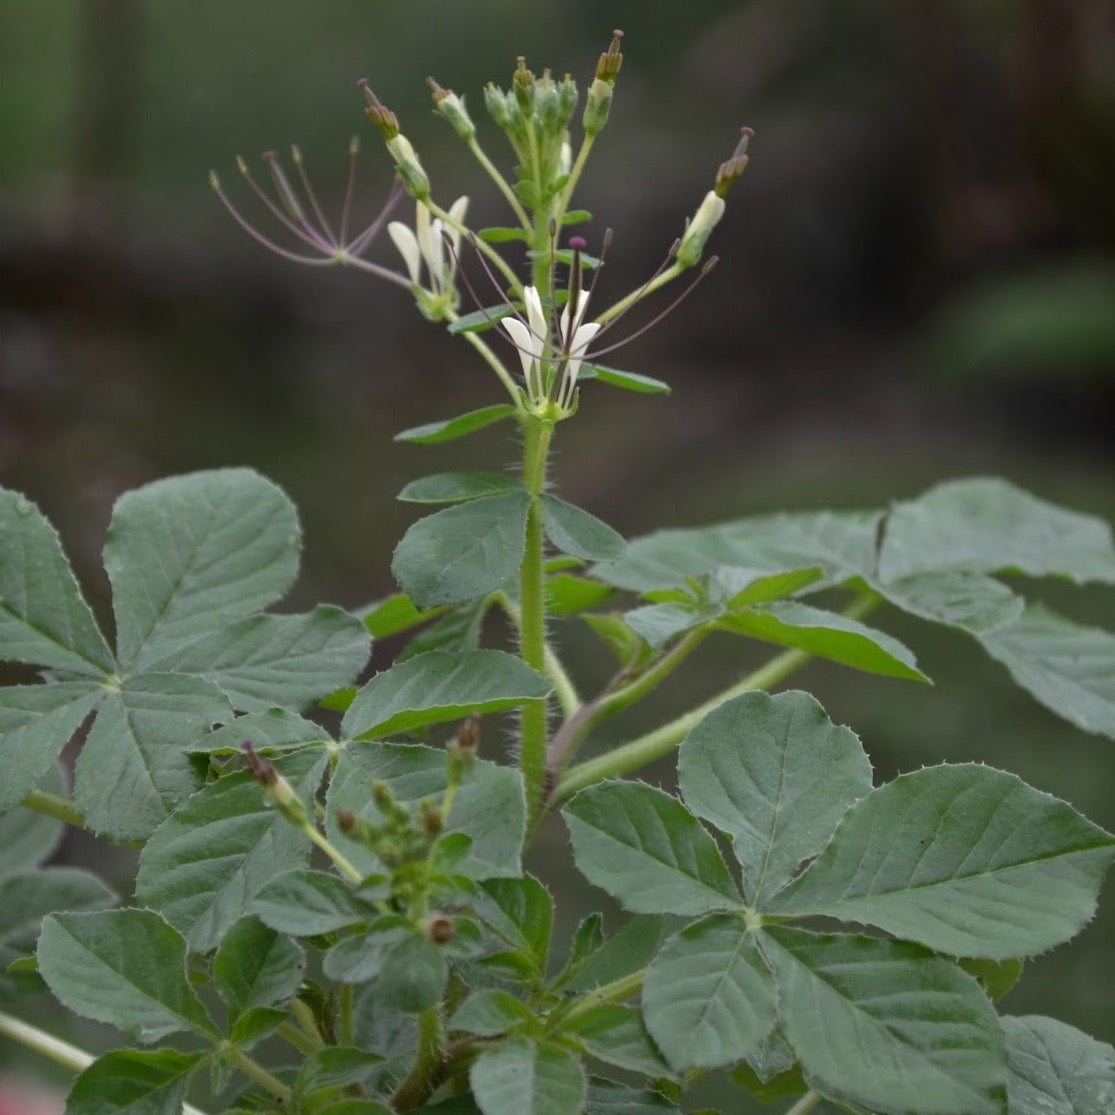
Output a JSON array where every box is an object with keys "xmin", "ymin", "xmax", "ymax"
[{"xmin": 2, "ymin": 0, "xmax": 1113, "ymax": 1103}]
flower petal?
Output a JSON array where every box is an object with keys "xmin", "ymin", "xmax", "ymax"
[{"xmin": 387, "ymin": 221, "xmax": 421, "ymax": 284}]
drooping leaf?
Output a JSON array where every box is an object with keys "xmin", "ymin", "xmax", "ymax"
[
  {"xmin": 0, "ymin": 489, "xmax": 114, "ymax": 676},
  {"xmin": 566, "ymin": 1003, "xmax": 672, "ymax": 1077},
  {"xmin": 1003, "ymin": 1014, "xmax": 1115, "ymax": 1115},
  {"xmin": 760, "ymin": 926, "xmax": 1007, "ymax": 1115},
  {"xmin": 642, "ymin": 914, "xmax": 775, "ymax": 1072},
  {"xmin": 398, "ymin": 472, "xmax": 523, "ymax": 504},
  {"xmin": 38, "ymin": 909, "xmax": 218, "ymax": 1043},
  {"xmin": 212, "ymin": 916, "xmax": 306, "ymax": 1018},
  {"xmin": 251, "ymin": 869, "xmax": 377, "ymax": 937},
  {"xmin": 770, "ymin": 764, "xmax": 1115, "ymax": 959},
  {"xmin": 327, "ymin": 745, "xmax": 525, "ymax": 880},
  {"xmin": 717, "ymin": 601, "xmax": 929, "ymax": 682},
  {"xmin": 470, "ymin": 1037, "xmax": 585, "ymax": 1115},
  {"xmin": 65, "ymin": 1049, "xmax": 205, "ymax": 1115},
  {"xmin": 103, "ymin": 469, "xmax": 300, "ymax": 670},
  {"xmin": 978, "ymin": 603, "xmax": 1115, "ymax": 740},
  {"xmin": 877, "ymin": 571, "xmax": 1024, "ymax": 634},
  {"xmin": 540, "ymin": 495, "xmax": 626, "ymax": 563},
  {"xmin": 678, "ymin": 690, "xmax": 873, "ymax": 904},
  {"xmin": 395, "ymin": 405, "xmax": 518, "ymax": 445},
  {"xmin": 877, "ymin": 477, "xmax": 1115, "ymax": 585},
  {"xmin": 146, "ymin": 606, "xmax": 370, "ymax": 712},
  {"xmin": 73, "ymin": 674, "xmax": 232, "ymax": 841},
  {"xmin": 392, "ymin": 491, "xmax": 531, "ymax": 607},
  {"xmin": 564, "ymin": 782, "xmax": 742, "ymax": 915},
  {"xmin": 0, "ymin": 683, "xmax": 103, "ymax": 814},
  {"xmin": 135, "ymin": 749, "xmax": 325, "ymax": 952},
  {"xmin": 342, "ymin": 650, "xmax": 551, "ymax": 739}
]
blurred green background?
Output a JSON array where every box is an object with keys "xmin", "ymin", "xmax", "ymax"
[{"xmin": 2, "ymin": 0, "xmax": 1114, "ymax": 1109}]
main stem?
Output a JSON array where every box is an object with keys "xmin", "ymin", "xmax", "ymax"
[{"xmin": 520, "ymin": 416, "xmax": 553, "ymax": 821}]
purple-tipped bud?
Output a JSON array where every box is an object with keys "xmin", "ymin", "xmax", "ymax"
[
  {"xmin": 714, "ymin": 127, "xmax": 753, "ymax": 199},
  {"xmin": 596, "ymin": 30, "xmax": 624, "ymax": 83},
  {"xmin": 359, "ymin": 80, "xmax": 400, "ymax": 140},
  {"xmin": 428, "ymin": 76, "xmax": 476, "ymax": 141}
]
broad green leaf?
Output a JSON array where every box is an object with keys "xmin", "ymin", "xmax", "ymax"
[
  {"xmin": 74, "ymin": 674, "xmax": 232, "ymax": 841},
  {"xmin": 395, "ymin": 405, "xmax": 518, "ymax": 445},
  {"xmin": 540, "ymin": 494, "xmax": 626, "ymax": 563},
  {"xmin": 576, "ymin": 363, "xmax": 671, "ymax": 394},
  {"xmin": 251, "ymin": 869, "xmax": 376, "ymax": 937},
  {"xmin": 212, "ymin": 916, "xmax": 306, "ymax": 1017},
  {"xmin": 473, "ymin": 876, "xmax": 553, "ymax": 975},
  {"xmin": 104, "ymin": 469, "xmax": 300, "ymax": 669},
  {"xmin": 343, "ymin": 649, "xmax": 551, "ymax": 739},
  {"xmin": 0, "ymin": 489, "xmax": 114, "ymax": 675},
  {"xmin": 0, "ymin": 765, "xmax": 64, "ymax": 876},
  {"xmin": 392, "ymin": 491, "xmax": 531, "ymax": 607},
  {"xmin": 718, "ymin": 601, "xmax": 929, "ymax": 682},
  {"xmin": 470, "ymin": 1037, "xmax": 585, "ymax": 1115},
  {"xmin": 597, "ymin": 509, "xmax": 880, "ymax": 593},
  {"xmin": 328, "ymin": 745, "xmax": 525, "ymax": 880},
  {"xmin": 623, "ymin": 602, "xmax": 711, "ymax": 647},
  {"xmin": 351, "ymin": 989, "xmax": 418, "ymax": 1058},
  {"xmin": 564, "ymin": 782, "xmax": 742, "ymax": 915},
  {"xmin": 322, "ymin": 918, "xmax": 411, "ymax": 983},
  {"xmin": 0, "ymin": 868, "xmax": 115, "ymax": 951},
  {"xmin": 362, "ymin": 593, "xmax": 450, "ymax": 639},
  {"xmin": 450, "ymin": 990, "xmax": 533, "ymax": 1036},
  {"xmin": 231, "ymin": 1006, "xmax": 286, "ymax": 1047},
  {"xmin": 761, "ymin": 926, "xmax": 1007, "ymax": 1115},
  {"xmin": 557, "ymin": 914, "xmax": 665, "ymax": 992},
  {"xmin": 642, "ymin": 914, "xmax": 776, "ymax": 1071},
  {"xmin": 583, "ymin": 1079, "xmax": 680, "ymax": 1115},
  {"xmin": 398, "ymin": 472, "xmax": 523, "ymax": 503},
  {"xmin": 1003, "ymin": 1015, "xmax": 1115, "ymax": 1114},
  {"xmin": 679, "ymin": 690, "xmax": 873, "ymax": 904},
  {"xmin": 877, "ymin": 477, "xmax": 1115, "ymax": 585},
  {"xmin": 135, "ymin": 750, "xmax": 324, "ymax": 952},
  {"xmin": 197, "ymin": 708, "xmax": 329, "ymax": 753},
  {"xmin": 978, "ymin": 603, "xmax": 1115, "ymax": 740},
  {"xmin": 295, "ymin": 1047, "xmax": 385, "ymax": 1100},
  {"xmin": 771, "ymin": 764, "xmax": 1115, "ymax": 959},
  {"xmin": 545, "ymin": 573, "xmax": 613, "ymax": 616},
  {"xmin": 556, "ymin": 913, "xmax": 605, "ymax": 984},
  {"xmin": 878, "ymin": 571, "xmax": 1024, "ymax": 634},
  {"xmin": 561, "ymin": 209, "xmax": 592, "ymax": 225},
  {"xmin": 147, "ymin": 606, "xmax": 370, "ymax": 711},
  {"xmin": 0, "ymin": 683, "xmax": 103, "ymax": 814},
  {"xmin": 378, "ymin": 932, "xmax": 448, "ymax": 1011},
  {"xmin": 38, "ymin": 909, "xmax": 218, "ymax": 1042},
  {"xmin": 397, "ymin": 597, "xmax": 489, "ymax": 661},
  {"xmin": 65, "ymin": 1049, "xmax": 205, "ymax": 1115},
  {"xmin": 566, "ymin": 1003, "xmax": 672, "ymax": 1077}
]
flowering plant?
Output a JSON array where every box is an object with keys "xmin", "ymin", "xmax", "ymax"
[{"xmin": 1, "ymin": 32, "xmax": 1114, "ymax": 1115}]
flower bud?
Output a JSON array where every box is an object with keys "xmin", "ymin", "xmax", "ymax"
[
  {"xmin": 512, "ymin": 56, "xmax": 534, "ymax": 111},
  {"xmin": 447, "ymin": 716, "xmax": 479, "ymax": 784},
  {"xmin": 358, "ymin": 81, "xmax": 399, "ymax": 140},
  {"xmin": 595, "ymin": 30, "xmax": 624, "ymax": 83},
  {"xmin": 558, "ymin": 74, "xmax": 578, "ymax": 127},
  {"xmin": 535, "ymin": 70, "xmax": 561, "ymax": 136},
  {"xmin": 385, "ymin": 133, "xmax": 430, "ymax": 200},
  {"xmin": 422, "ymin": 801, "xmax": 445, "ymax": 837},
  {"xmin": 427, "ymin": 917, "xmax": 455, "ymax": 945},
  {"xmin": 428, "ymin": 77, "xmax": 476, "ymax": 142},
  {"xmin": 582, "ymin": 78, "xmax": 613, "ymax": 137},
  {"xmin": 714, "ymin": 127, "xmax": 753, "ymax": 199},
  {"xmin": 483, "ymin": 82, "xmax": 511, "ymax": 129},
  {"xmin": 242, "ymin": 742, "xmax": 308, "ymax": 827},
  {"xmin": 676, "ymin": 191, "xmax": 726, "ymax": 269}
]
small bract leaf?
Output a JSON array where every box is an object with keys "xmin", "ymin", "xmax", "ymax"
[
  {"xmin": 678, "ymin": 690, "xmax": 872, "ymax": 904},
  {"xmin": 770, "ymin": 764, "xmax": 1115, "ymax": 959},
  {"xmin": 398, "ymin": 472, "xmax": 523, "ymax": 504},
  {"xmin": 395, "ymin": 405, "xmax": 517, "ymax": 444},
  {"xmin": 470, "ymin": 1037, "xmax": 585, "ymax": 1115},
  {"xmin": 104, "ymin": 469, "xmax": 300, "ymax": 670},
  {"xmin": 540, "ymin": 495, "xmax": 626, "ymax": 563},
  {"xmin": 1003, "ymin": 1014, "xmax": 1115, "ymax": 1115},
  {"xmin": 65, "ymin": 1049, "xmax": 205, "ymax": 1115},
  {"xmin": 393, "ymin": 492, "xmax": 531, "ymax": 607},
  {"xmin": 642, "ymin": 914, "xmax": 775, "ymax": 1072},
  {"xmin": 564, "ymin": 781, "xmax": 742, "ymax": 915},
  {"xmin": 877, "ymin": 477, "xmax": 1115, "ymax": 585},
  {"xmin": 38, "ymin": 909, "xmax": 218, "ymax": 1043},
  {"xmin": 761, "ymin": 926, "xmax": 1007, "ymax": 1115},
  {"xmin": 343, "ymin": 649, "xmax": 551, "ymax": 739}
]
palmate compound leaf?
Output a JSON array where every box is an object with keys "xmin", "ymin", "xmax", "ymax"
[
  {"xmin": 760, "ymin": 926, "xmax": 1008, "ymax": 1115},
  {"xmin": 103, "ymin": 469, "xmax": 301, "ymax": 671},
  {"xmin": 392, "ymin": 490, "xmax": 532, "ymax": 607},
  {"xmin": 1003, "ymin": 1015, "xmax": 1115, "ymax": 1114},
  {"xmin": 65, "ymin": 1049, "xmax": 206, "ymax": 1115},
  {"xmin": 342, "ymin": 649, "xmax": 552, "ymax": 739},
  {"xmin": 640, "ymin": 913, "xmax": 776, "ymax": 1072},
  {"xmin": 678, "ymin": 689, "xmax": 873, "ymax": 905},
  {"xmin": 562, "ymin": 781, "xmax": 742, "ymax": 915},
  {"xmin": 37, "ymin": 908, "xmax": 218, "ymax": 1044},
  {"xmin": 135, "ymin": 749, "xmax": 326, "ymax": 952},
  {"xmin": 470, "ymin": 1036, "xmax": 586, "ymax": 1115},
  {"xmin": 0, "ymin": 489, "xmax": 114, "ymax": 676},
  {"xmin": 770, "ymin": 763, "xmax": 1115, "ymax": 959}
]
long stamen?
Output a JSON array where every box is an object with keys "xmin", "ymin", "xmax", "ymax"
[
  {"xmin": 564, "ymin": 236, "xmax": 585, "ymax": 352},
  {"xmin": 339, "ymin": 137, "xmax": 360, "ymax": 246},
  {"xmin": 345, "ymin": 178, "xmax": 405, "ymax": 256},
  {"xmin": 291, "ymin": 144, "xmax": 337, "ymax": 245},
  {"xmin": 237, "ymin": 155, "xmax": 330, "ymax": 253}
]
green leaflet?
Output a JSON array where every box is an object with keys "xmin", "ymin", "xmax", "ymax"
[
  {"xmin": 398, "ymin": 472, "xmax": 523, "ymax": 503},
  {"xmin": 540, "ymin": 494, "xmax": 626, "ymax": 563},
  {"xmin": 394, "ymin": 405, "xmax": 517, "ymax": 444},
  {"xmin": 1003, "ymin": 1015, "xmax": 1115, "ymax": 1114},
  {"xmin": 65, "ymin": 1049, "xmax": 206, "ymax": 1115},
  {"xmin": 470, "ymin": 1037, "xmax": 585, "ymax": 1115}
]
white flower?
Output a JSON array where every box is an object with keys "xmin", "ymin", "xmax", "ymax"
[
  {"xmin": 388, "ymin": 196, "xmax": 469, "ymax": 296},
  {"xmin": 556, "ymin": 290, "xmax": 601, "ymax": 409},
  {"xmin": 503, "ymin": 285, "xmax": 549, "ymax": 401}
]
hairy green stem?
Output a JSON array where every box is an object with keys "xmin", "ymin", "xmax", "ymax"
[
  {"xmin": 223, "ymin": 1044, "xmax": 292, "ymax": 1103},
  {"xmin": 21, "ymin": 789, "xmax": 85, "ymax": 829},
  {"xmin": 467, "ymin": 137, "xmax": 532, "ymax": 231},
  {"xmin": 498, "ymin": 594, "xmax": 581, "ymax": 717},
  {"xmin": 276, "ymin": 1021, "xmax": 320, "ymax": 1055},
  {"xmin": 520, "ymin": 417, "xmax": 554, "ymax": 820},
  {"xmin": 552, "ymin": 132, "xmax": 596, "ymax": 232},
  {"xmin": 783, "ymin": 1090, "xmax": 823, "ymax": 1115},
  {"xmin": 392, "ymin": 1006, "xmax": 445, "ymax": 1111},
  {"xmin": 302, "ymin": 821, "xmax": 364, "ymax": 885}
]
